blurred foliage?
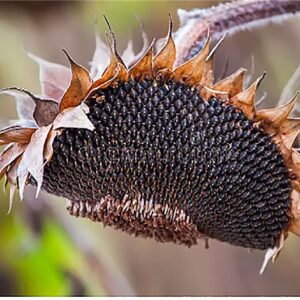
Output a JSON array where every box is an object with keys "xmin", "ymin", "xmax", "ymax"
[{"xmin": 1, "ymin": 0, "xmax": 300, "ymax": 296}]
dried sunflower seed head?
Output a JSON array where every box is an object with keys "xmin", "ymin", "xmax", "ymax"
[{"xmin": 1, "ymin": 17, "xmax": 300, "ymax": 272}]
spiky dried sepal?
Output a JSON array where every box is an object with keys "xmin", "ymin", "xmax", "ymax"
[{"xmin": 59, "ymin": 50, "xmax": 92, "ymax": 111}]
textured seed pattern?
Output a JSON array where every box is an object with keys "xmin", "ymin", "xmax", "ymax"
[{"xmin": 41, "ymin": 78, "xmax": 291, "ymax": 250}]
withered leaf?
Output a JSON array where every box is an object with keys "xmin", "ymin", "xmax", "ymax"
[
  {"xmin": 59, "ymin": 50, "xmax": 92, "ymax": 112},
  {"xmin": 17, "ymin": 125, "xmax": 52, "ymax": 199},
  {"xmin": 0, "ymin": 143, "xmax": 27, "ymax": 179},
  {"xmin": 27, "ymin": 52, "xmax": 71, "ymax": 101},
  {"xmin": 53, "ymin": 104, "xmax": 95, "ymax": 131}
]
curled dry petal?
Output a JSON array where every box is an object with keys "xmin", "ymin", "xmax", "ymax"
[
  {"xmin": 27, "ymin": 52, "xmax": 71, "ymax": 101},
  {"xmin": 59, "ymin": 50, "xmax": 92, "ymax": 112},
  {"xmin": 17, "ymin": 125, "xmax": 52, "ymax": 199},
  {"xmin": 53, "ymin": 105, "xmax": 95, "ymax": 131}
]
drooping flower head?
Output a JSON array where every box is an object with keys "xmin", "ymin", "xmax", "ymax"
[{"xmin": 1, "ymin": 17, "xmax": 300, "ymax": 272}]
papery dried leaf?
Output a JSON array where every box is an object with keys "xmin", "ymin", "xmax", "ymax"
[
  {"xmin": 59, "ymin": 50, "xmax": 92, "ymax": 112},
  {"xmin": 90, "ymin": 32, "xmax": 110, "ymax": 80},
  {"xmin": 1, "ymin": 87, "xmax": 59, "ymax": 127},
  {"xmin": 198, "ymin": 34, "xmax": 227, "ymax": 89},
  {"xmin": 27, "ymin": 52, "xmax": 71, "ymax": 101},
  {"xmin": 17, "ymin": 125, "xmax": 52, "ymax": 199},
  {"xmin": 53, "ymin": 105, "xmax": 95, "ymax": 131},
  {"xmin": 1, "ymin": 89, "xmax": 35, "ymax": 121},
  {"xmin": 0, "ymin": 143, "xmax": 27, "ymax": 179}
]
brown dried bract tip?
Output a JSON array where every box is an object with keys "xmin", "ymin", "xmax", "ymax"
[{"xmin": 0, "ymin": 17, "xmax": 300, "ymax": 273}]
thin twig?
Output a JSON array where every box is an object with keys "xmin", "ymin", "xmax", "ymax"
[{"xmin": 175, "ymin": 0, "xmax": 300, "ymax": 64}]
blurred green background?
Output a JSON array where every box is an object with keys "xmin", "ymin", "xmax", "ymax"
[{"xmin": 1, "ymin": 0, "xmax": 300, "ymax": 296}]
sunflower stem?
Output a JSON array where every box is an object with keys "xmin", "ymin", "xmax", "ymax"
[{"xmin": 175, "ymin": 0, "xmax": 300, "ymax": 64}]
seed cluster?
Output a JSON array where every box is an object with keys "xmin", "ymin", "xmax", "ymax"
[{"xmin": 42, "ymin": 78, "xmax": 291, "ymax": 250}]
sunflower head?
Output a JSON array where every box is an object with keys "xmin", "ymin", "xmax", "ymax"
[{"xmin": 1, "ymin": 17, "xmax": 300, "ymax": 271}]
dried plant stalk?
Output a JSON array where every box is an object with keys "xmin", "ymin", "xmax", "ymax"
[{"xmin": 175, "ymin": 0, "xmax": 300, "ymax": 64}]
